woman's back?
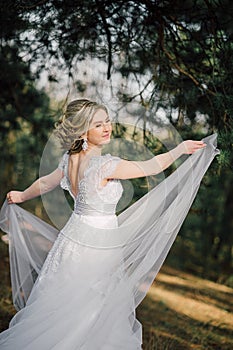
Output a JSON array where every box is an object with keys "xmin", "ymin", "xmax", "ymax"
[{"xmin": 59, "ymin": 152, "xmax": 123, "ymax": 216}]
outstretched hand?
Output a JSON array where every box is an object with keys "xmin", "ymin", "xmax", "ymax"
[
  {"xmin": 7, "ymin": 191, "xmax": 24, "ymax": 204},
  {"xmin": 178, "ymin": 140, "xmax": 206, "ymax": 154}
]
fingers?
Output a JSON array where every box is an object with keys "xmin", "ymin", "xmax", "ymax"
[
  {"xmin": 183, "ymin": 140, "xmax": 207, "ymax": 154},
  {"xmin": 1, "ymin": 234, "xmax": 9, "ymax": 244},
  {"xmin": 191, "ymin": 141, "xmax": 206, "ymax": 153},
  {"xmin": 192, "ymin": 141, "xmax": 206, "ymax": 147},
  {"xmin": 194, "ymin": 141, "xmax": 206, "ymax": 145},
  {"xmin": 7, "ymin": 192, "xmax": 13, "ymax": 204},
  {"xmin": 191, "ymin": 140, "xmax": 206, "ymax": 147}
]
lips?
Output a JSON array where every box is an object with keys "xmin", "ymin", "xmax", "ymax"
[{"xmin": 103, "ymin": 133, "xmax": 110, "ymax": 138}]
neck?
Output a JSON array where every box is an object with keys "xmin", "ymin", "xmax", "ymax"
[{"xmin": 83, "ymin": 144, "xmax": 102, "ymax": 157}]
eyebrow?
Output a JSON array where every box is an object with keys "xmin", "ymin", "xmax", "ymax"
[{"xmin": 93, "ymin": 118, "xmax": 110, "ymax": 124}]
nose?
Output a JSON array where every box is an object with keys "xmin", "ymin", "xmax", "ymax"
[{"xmin": 103, "ymin": 122, "xmax": 111, "ymax": 131}]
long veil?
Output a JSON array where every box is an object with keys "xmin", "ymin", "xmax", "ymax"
[{"xmin": 0, "ymin": 133, "xmax": 220, "ymax": 311}]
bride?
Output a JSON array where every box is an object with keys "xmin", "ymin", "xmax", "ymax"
[{"xmin": 0, "ymin": 99, "xmax": 219, "ymax": 349}]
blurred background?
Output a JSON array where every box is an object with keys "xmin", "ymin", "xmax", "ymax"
[{"xmin": 0, "ymin": 1, "xmax": 232, "ymax": 348}]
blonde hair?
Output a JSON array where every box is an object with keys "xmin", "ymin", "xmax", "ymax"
[{"xmin": 55, "ymin": 99, "xmax": 108, "ymax": 154}]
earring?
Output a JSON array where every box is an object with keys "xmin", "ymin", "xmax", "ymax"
[{"xmin": 82, "ymin": 138, "xmax": 88, "ymax": 151}]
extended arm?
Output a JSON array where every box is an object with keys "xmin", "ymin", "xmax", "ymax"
[
  {"xmin": 107, "ymin": 140, "xmax": 206, "ymax": 180},
  {"xmin": 7, "ymin": 168, "xmax": 63, "ymax": 204}
]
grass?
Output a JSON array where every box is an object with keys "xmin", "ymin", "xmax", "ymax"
[
  {"xmin": 0, "ymin": 238, "xmax": 232, "ymax": 349},
  {"xmin": 137, "ymin": 266, "xmax": 233, "ymax": 349},
  {"xmin": 0, "ymin": 240, "xmax": 15, "ymax": 332}
]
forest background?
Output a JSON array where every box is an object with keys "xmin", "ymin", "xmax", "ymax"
[{"xmin": 0, "ymin": 1, "xmax": 232, "ymax": 348}]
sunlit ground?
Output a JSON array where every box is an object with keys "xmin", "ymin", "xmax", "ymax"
[{"xmin": 137, "ymin": 266, "xmax": 233, "ymax": 349}]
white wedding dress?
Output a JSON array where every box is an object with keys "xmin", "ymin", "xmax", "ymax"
[{"xmin": 0, "ymin": 134, "xmax": 219, "ymax": 349}]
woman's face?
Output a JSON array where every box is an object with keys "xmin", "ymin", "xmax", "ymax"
[{"xmin": 87, "ymin": 109, "xmax": 112, "ymax": 147}]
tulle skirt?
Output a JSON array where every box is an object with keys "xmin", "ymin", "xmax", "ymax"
[{"xmin": 0, "ymin": 213, "xmax": 142, "ymax": 349}]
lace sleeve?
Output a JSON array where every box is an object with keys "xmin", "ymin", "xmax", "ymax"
[
  {"xmin": 58, "ymin": 152, "xmax": 69, "ymax": 172},
  {"xmin": 97, "ymin": 155, "xmax": 122, "ymax": 180},
  {"xmin": 57, "ymin": 152, "xmax": 72, "ymax": 194}
]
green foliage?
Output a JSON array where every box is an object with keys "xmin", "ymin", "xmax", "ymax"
[
  {"xmin": 0, "ymin": 46, "xmax": 52, "ymax": 197},
  {"xmin": 0, "ymin": 3, "xmax": 53, "ymax": 205}
]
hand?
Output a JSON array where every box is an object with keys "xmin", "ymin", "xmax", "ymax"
[
  {"xmin": 178, "ymin": 140, "xmax": 206, "ymax": 155},
  {"xmin": 6, "ymin": 191, "xmax": 24, "ymax": 204}
]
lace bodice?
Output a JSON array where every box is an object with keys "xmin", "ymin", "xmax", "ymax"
[{"xmin": 58, "ymin": 153, "xmax": 123, "ymax": 216}]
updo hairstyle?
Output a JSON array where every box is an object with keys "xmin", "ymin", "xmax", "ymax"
[{"xmin": 55, "ymin": 99, "xmax": 108, "ymax": 154}]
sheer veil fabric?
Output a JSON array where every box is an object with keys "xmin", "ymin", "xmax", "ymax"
[{"xmin": 0, "ymin": 133, "xmax": 219, "ymax": 349}]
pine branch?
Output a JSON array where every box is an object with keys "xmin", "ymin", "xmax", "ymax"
[
  {"xmin": 158, "ymin": 16, "xmax": 216, "ymax": 96},
  {"xmin": 96, "ymin": 1, "xmax": 113, "ymax": 80}
]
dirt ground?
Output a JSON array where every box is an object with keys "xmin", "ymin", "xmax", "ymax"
[{"xmin": 138, "ymin": 266, "xmax": 233, "ymax": 349}]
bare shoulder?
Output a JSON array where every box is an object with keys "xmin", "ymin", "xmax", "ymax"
[{"xmin": 69, "ymin": 153, "xmax": 80, "ymax": 164}]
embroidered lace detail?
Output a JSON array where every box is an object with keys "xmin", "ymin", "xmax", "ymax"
[
  {"xmin": 59, "ymin": 152, "xmax": 71, "ymax": 193},
  {"xmin": 78, "ymin": 180, "xmax": 87, "ymax": 204},
  {"xmin": 38, "ymin": 233, "xmax": 82, "ymax": 281},
  {"xmin": 58, "ymin": 153, "xmax": 123, "ymax": 215}
]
